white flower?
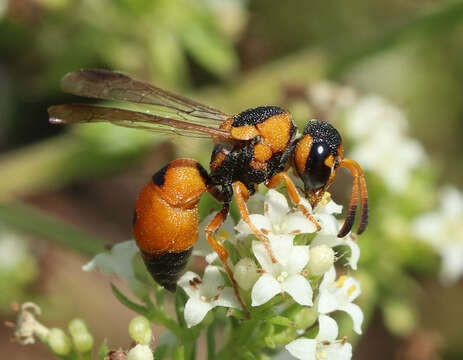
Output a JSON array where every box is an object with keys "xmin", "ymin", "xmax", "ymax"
[
  {"xmin": 127, "ymin": 344, "xmax": 153, "ymax": 360},
  {"xmin": 317, "ymin": 267, "xmax": 363, "ymax": 334},
  {"xmin": 346, "ymin": 95, "xmax": 425, "ymax": 192},
  {"xmin": 298, "ymin": 192, "xmax": 343, "ymax": 236},
  {"xmin": 236, "ymin": 190, "xmax": 317, "ymax": 265},
  {"xmin": 0, "ymin": 231, "xmax": 28, "ymax": 270},
  {"xmin": 306, "ymin": 245, "xmax": 335, "ymax": 276},
  {"xmin": 178, "ymin": 265, "xmax": 240, "ymax": 328},
  {"xmin": 311, "ymin": 233, "xmax": 360, "ymax": 270},
  {"xmin": 193, "ymin": 211, "xmax": 236, "ymax": 264},
  {"xmin": 308, "ymin": 81, "xmax": 357, "ymax": 114},
  {"xmin": 251, "ymin": 241, "xmax": 313, "ymax": 307},
  {"xmin": 346, "ymin": 95, "xmax": 407, "ymax": 140},
  {"xmin": 285, "ymin": 315, "xmax": 352, "ymax": 360},
  {"xmin": 412, "ymin": 186, "xmax": 463, "ymax": 284},
  {"xmin": 82, "ymin": 240, "xmax": 147, "ymax": 297}
]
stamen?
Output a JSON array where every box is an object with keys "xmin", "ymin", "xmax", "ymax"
[
  {"xmin": 347, "ymin": 284, "xmax": 356, "ymax": 297},
  {"xmin": 336, "ymin": 275, "xmax": 348, "ymax": 288}
]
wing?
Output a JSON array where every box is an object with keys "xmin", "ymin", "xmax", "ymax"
[
  {"xmin": 48, "ymin": 104, "xmax": 234, "ymax": 140},
  {"xmin": 60, "ymin": 69, "xmax": 231, "ymax": 124}
]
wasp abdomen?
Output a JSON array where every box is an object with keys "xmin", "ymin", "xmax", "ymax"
[
  {"xmin": 133, "ymin": 158, "xmax": 209, "ymax": 291},
  {"xmin": 140, "ymin": 248, "xmax": 193, "ymax": 292}
]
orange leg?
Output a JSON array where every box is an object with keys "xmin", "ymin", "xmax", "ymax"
[
  {"xmin": 266, "ymin": 172, "xmax": 321, "ymax": 232},
  {"xmin": 205, "ymin": 204, "xmax": 250, "ymax": 318},
  {"xmin": 232, "ymin": 181, "xmax": 277, "ymax": 263},
  {"xmin": 338, "ymin": 158, "xmax": 369, "ymax": 237}
]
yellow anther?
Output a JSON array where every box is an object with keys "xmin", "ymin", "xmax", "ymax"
[
  {"xmin": 218, "ymin": 230, "xmax": 229, "ymax": 240},
  {"xmin": 318, "ymin": 192, "xmax": 332, "ymax": 208},
  {"xmin": 336, "ymin": 275, "xmax": 348, "ymax": 288},
  {"xmin": 347, "ymin": 284, "xmax": 357, "ymax": 297}
]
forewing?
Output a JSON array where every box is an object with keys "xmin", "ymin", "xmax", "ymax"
[
  {"xmin": 48, "ymin": 104, "xmax": 234, "ymax": 140},
  {"xmin": 60, "ymin": 69, "xmax": 231, "ymax": 123}
]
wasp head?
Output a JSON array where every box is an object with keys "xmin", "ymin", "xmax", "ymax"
[{"xmin": 293, "ymin": 120, "xmax": 343, "ymax": 207}]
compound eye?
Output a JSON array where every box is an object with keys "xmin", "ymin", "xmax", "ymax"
[{"xmin": 302, "ymin": 142, "xmax": 332, "ymax": 191}]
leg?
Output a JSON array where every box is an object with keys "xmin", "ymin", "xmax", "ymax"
[
  {"xmin": 205, "ymin": 204, "xmax": 250, "ymax": 318},
  {"xmin": 266, "ymin": 172, "xmax": 321, "ymax": 231},
  {"xmin": 338, "ymin": 158, "xmax": 369, "ymax": 237},
  {"xmin": 232, "ymin": 181, "xmax": 277, "ymax": 263}
]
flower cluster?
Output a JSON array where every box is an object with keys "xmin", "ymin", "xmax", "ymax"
[
  {"xmin": 412, "ymin": 185, "xmax": 463, "ymax": 284},
  {"xmin": 178, "ymin": 190, "xmax": 363, "ymax": 359},
  {"xmin": 309, "ymin": 82, "xmax": 426, "ymax": 192}
]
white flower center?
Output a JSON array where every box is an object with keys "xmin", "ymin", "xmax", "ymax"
[
  {"xmin": 276, "ymin": 271, "xmax": 289, "ymax": 283},
  {"xmin": 316, "ymin": 348, "xmax": 328, "ymax": 360},
  {"xmin": 272, "ymin": 223, "xmax": 287, "ymax": 234}
]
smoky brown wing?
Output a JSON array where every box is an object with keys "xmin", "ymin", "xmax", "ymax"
[
  {"xmin": 48, "ymin": 104, "xmax": 234, "ymax": 140},
  {"xmin": 61, "ymin": 69, "xmax": 230, "ymax": 123}
]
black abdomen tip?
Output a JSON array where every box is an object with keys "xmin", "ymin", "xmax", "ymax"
[{"xmin": 141, "ymin": 248, "xmax": 193, "ymax": 292}]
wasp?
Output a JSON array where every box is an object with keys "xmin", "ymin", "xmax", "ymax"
[{"xmin": 49, "ymin": 69, "xmax": 368, "ymax": 316}]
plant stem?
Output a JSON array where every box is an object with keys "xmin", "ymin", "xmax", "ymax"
[
  {"xmin": 207, "ymin": 322, "xmax": 215, "ymax": 360},
  {"xmin": 0, "ymin": 201, "xmax": 105, "ymax": 256}
]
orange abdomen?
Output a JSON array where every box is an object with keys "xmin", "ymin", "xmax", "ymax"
[
  {"xmin": 132, "ymin": 158, "xmax": 209, "ymax": 291},
  {"xmin": 133, "ymin": 182, "xmax": 199, "ymax": 255}
]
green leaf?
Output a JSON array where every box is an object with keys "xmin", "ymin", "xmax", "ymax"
[
  {"xmin": 110, "ymin": 283, "xmax": 150, "ymax": 316},
  {"xmin": 268, "ymin": 316, "xmax": 296, "ymax": 328},
  {"xmin": 175, "ymin": 288, "xmax": 188, "ymax": 328},
  {"xmin": 182, "ymin": 22, "xmax": 238, "ymax": 78}
]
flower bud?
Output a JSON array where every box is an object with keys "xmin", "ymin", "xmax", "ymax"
[
  {"xmin": 73, "ymin": 331, "xmax": 94, "ymax": 352},
  {"xmin": 129, "ymin": 316, "xmax": 152, "ymax": 345},
  {"xmin": 127, "ymin": 344, "xmax": 153, "ymax": 360},
  {"xmin": 68, "ymin": 318, "xmax": 94, "ymax": 352},
  {"xmin": 307, "ymin": 245, "xmax": 335, "ymax": 276},
  {"xmin": 48, "ymin": 328, "xmax": 71, "ymax": 355},
  {"xmin": 234, "ymin": 258, "xmax": 259, "ymax": 291},
  {"xmin": 68, "ymin": 318, "xmax": 87, "ymax": 335},
  {"xmin": 292, "ymin": 307, "xmax": 318, "ymax": 329}
]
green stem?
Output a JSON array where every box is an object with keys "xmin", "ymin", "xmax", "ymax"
[
  {"xmin": 0, "ymin": 201, "xmax": 105, "ymax": 256},
  {"xmin": 207, "ymin": 322, "xmax": 215, "ymax": 360}
]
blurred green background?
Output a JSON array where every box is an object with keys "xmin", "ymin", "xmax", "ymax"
[{"xmin": 1, "ymin": 0, "xmax": 463, "ymax": 359}]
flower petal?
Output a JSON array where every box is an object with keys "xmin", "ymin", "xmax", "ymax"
[
  {"xmin": 184, "ymin": 298, "xmax": 213, "ymax": 328},
  {"xmin": 235, "ymin": 215, "xmax": 271, "ymax": 237},
  {"xmin": 282, "ymin": 274, "xmax": 313, "ymax": 306},
  {"xmin": 265, "ymin": 190, "xmax": 290, "ymax": 224},
  {"xmin": 252, "ymin": 241, "xmax": 279, "ymax": 274},
  {"xmin": 202, "ymin": 266, "xmax": 226, "ymax": 297},
  {"xmin": 338, "ymin": 303, "xmax": 364, "ymax": 334},
  {"xmin": 345, "ymin": 238, "xmax": 360, "ymax": 270},
  {"xmin": 320, "ymin": 266, "xmax": 336, "ymax": 289},
  {"xmin": 177, "ymin": 271, "xmax": 201, "ymax": 299},
  {"xmin": 323, "ymin": 200, "xmax": 343, "ymax": 215},
  {"xmin": 343, "ymin": 277, "xmax": 361, "ymax": 302},
  {"xmin": 311, "ymin": 234, "xmax": 342, "ymax": 248},
  {"xmin": 287, "ymin": 245, "xmax": 310, "ymax": 275},
  {"xmin": 284, "ymin": 212, "xmax": 317, "ymax": 234},
  {"xmin": 315, "ymin": 214, "xmax": 340, "ymax": 235},
  {"xmin": 268, "ymin": 234, "xmax": 294, "ymax": 266},
  {"xmin": 317, "ymin": 289, "xmax": 338, "ymax": 315},
  {"xmin": 322, "ymin": 342, "xmax": 353, "ymax": 360},
  {"xmin": 213, "ymin": 287, "xmax": 241, "ymax": 309},
  {"xmin": 251, "ymin": 273, "xmax": 282, "ymax": 306},
  {"xmin": 316, "ymin": 315, "xmax": 338, "ymax": 341},
  {"xmin": 285, "ymin": 338, "xmax": 317, "ymax": 360}
]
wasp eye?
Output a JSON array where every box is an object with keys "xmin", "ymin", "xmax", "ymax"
[{"xmin": 302, "ymin": 142, "xmax": 331, "ymax": 191}]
